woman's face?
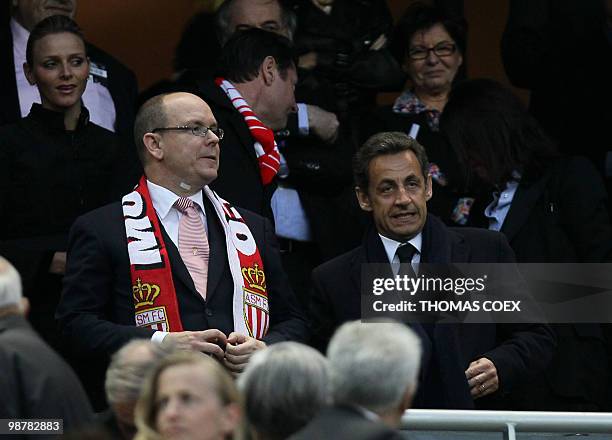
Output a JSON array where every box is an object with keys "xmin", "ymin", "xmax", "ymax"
[
  {"xmin": 405, "ymin": 23, "xmax": 463, "ymax": 95},
  {"xmin": 155, "ymin": 364, "xmax": 238, "ymax": 440},
  {"xmin": 24, "ymin": 31, "xmax": 89, "ymax": 112}
]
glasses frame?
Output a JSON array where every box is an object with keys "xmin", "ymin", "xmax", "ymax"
[
  {"xmin": 152, "ymin": 125, "xmax": 224, "ymax": 140},
  {"xmin": 408, "ymin": 42, "xmax": 457, "ymax": 61}
]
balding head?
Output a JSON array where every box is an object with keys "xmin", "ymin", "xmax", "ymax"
[
  {"xmin": 135, "ymin": 92, "xmax": 221, "ymax": 195},
  {"xmin": 0, "ymin": 257, "xmax": 23, "ymax": 314}
]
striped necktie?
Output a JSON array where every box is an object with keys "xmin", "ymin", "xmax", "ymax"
[{"xmin": 174, "ymin": 197, "xmax": 209, "ymax": 299}]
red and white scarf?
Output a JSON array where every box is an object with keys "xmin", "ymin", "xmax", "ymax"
[
  {"xmin": 122, "ymin": 176, "xmax": 270, "ymax": 339},
  {"xmin": 215, "ymin": 77, "xmax": 280, "ymax": 185}
]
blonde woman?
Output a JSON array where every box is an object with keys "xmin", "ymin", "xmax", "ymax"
[{"xmin": 134, "ymin": 352, "xmax": 242, "ymax": 440}]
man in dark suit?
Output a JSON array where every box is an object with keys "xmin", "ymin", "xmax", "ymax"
[
  {"xmin": 309, "ymin": 132, "xmax": 555, "ymax": 409},
  {"xmin": 195, "ymin": 28, "xmax": 298, "ymax": 218},
  {"xmin": 57, "ymin": 92, "xmax": 307, "ymax": 405},
  {"xmin": 1, "ymin": 0, "xmax": 138, "ymax": 142},
  {"xmin": 0, "ymin": 256, "xmax": 94, "ymax": 429},
  {"xmin": 292, "ymin": 320, "xmax": 421, "ymax": 440}
]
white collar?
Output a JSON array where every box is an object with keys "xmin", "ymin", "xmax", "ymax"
[
  {"xmin": 10, "ymin": 18, "xmax": 30, "ymax": 57},
  {"xmin": 379, "ymin": 232, "xmax": 422, "ymax": 265},
  {"xmin": 146, "ymin": 180, "xmax": 206, "ymax": 219}
]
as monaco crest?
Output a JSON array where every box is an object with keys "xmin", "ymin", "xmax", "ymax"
[{"xmin": 242, "ymin": 264, "xmax": 270, "ymax": 339}]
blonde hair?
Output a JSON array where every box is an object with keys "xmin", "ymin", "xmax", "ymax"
[{"xmin": 134, "ymin": 351, "xmax": 241, "ymax": 440}]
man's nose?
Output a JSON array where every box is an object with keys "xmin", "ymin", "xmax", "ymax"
[{"xmin": 395, "ymin": 187, "xmax": 412, "ymax": 205}]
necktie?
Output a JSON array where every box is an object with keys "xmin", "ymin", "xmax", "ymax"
[
  {"xmin": 396, "ymin": 243, "xmax": 417, "ymax": 278},
  {"xmin": 175, "ymin": 197, "xmax": 209, "ymax": 299}
]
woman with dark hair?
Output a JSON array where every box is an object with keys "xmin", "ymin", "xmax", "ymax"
[
  {"xmin": 365, "ymin": 2, "xmax": 470, "ymax": 226},
  {"xmin": 440, "ymin": 78, "xmax": 612, "ymax": 411},
  {"xmin": 0, "ymin": 15, "xmax": 131, "ymax": 356}
]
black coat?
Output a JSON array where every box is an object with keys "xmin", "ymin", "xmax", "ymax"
[
  {"xmin": 0, "ymin": 315, "xmax": 94, "ymax": 429},
  {"xmin": 309, "ymin": 215, "xmax": 556, "ymax": 409},
  {"xmin": 290, "ymin": 405, "xmax": 403, "ymax": 440},
  {"xmin": 493, "ymin": 156, "xmax": 612, "ymax": 410},
  {"xmin": 0, "ymin": 104, "xmax": 130, "ymax": 350}
]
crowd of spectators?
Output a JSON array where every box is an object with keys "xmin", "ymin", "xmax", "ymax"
[{"xmin": 1, "ymin": 0, "xmax": 612, "ymax": 438}]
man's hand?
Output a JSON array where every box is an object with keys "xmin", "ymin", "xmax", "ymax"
[
  {"xmin": 223, "ymin": 332, "xmax": 267, "ymax": 375},
  {"xmin": 465, "ymin": 357, "xmax": 499, "ymax": 399},
  {"xmin": 306, "ymin": 105, "xmax": 339, "ymax": 144},
  {"xmin": 49, "ymin": 251, "xmax": 67, "ymax": 275},
  {"xmin": 163, "ymin": 329, "xmax": 227, "ymax": 360}
]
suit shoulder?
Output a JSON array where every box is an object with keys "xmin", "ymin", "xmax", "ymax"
[
  {"xmin": 74, "ymin": 201, "xmax": 124, "ymax": 228},
  {"xmin": 449, "ymin": 226, "xmax": 504, "ymax": 244},
  {"xmin": 313, "ymin": 247, "xmax": 361, "ymax": 279}
]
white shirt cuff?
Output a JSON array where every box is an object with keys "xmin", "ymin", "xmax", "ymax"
[
  {"xmin": 151, "ymin": 331, "xmax": 168, "ymax": 344},
  {"xmin": 297, "ymin": 103, "xmax": 309, "ymax": 136}
]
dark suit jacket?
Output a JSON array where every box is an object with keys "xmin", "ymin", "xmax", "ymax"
[
  {"xmin": 309, "ymin": 215, "xmax": 556, "ymax": 409},
  {"xmin": 0, "ymin": 17, "xmax": 138, "ymax": 142},
  {"xmin": 0, "ymin": 314, "xmax": 94, "ymax": 429},
  {"xmin": 493, "ymin": 156, "xmax": 612, "ymax": 410},
  {"xmin": 290, "ymin": 405, "xmax": 403, "ymax": 440},
  {"xmin": 57, "ymin": 194, "xmax": 308, "ymax": 358}
]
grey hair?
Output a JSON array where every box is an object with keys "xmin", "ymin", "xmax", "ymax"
[
  {"xmin": 0, "ymin": 256, "xmax": 22, "ymax": 310},
  {"xmin": 215, "ymin": 0, "xmax": 297, "ymax": 45},
  {"xmin": 327, "ymin": 320, "xmax": 422, "ymax": 414},
  {"xmin": 237, "ymin": 342, "xmax": 331, "ymax": 440},
  {"xmin": 133, "ymin": 93, "xmax": 169, "ymax": 165},
  {"xmin": 105, "ymin": 340, "xmax": 174, "ymax": 405}
]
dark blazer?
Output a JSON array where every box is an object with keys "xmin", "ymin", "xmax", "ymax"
[
  {"xmin": 309, "ymin": 215, "xmax": 556, "ymax": 409},
  {"xmin": 194, "ymin": 79, "xmax": 276, "ymax": 219},
  {"xmin": 0, "ymin": 314, "xmax": 94, "ymax": 428},
  {"xmin": 0, "ymin": 17, "xmax": 138, "ymax": 142},
  {"xmin": 57, "ymin": 194, "xmax": 308, "ymax": 358},
  {"xmin": 494, "ymin": 156, "xmax": 612, "ymax": 411},
  {"xmin": 290, "ymin": 405, "xmax": 403, "ymax": 440}
]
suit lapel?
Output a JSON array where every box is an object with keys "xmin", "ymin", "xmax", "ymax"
[
  {"xmin": 202, "ymin": 196, "xmax": 226, "ymax": 303},
  {"xmin": 501, "ymin": 177, "xmax": 549, "ymax": 242}
]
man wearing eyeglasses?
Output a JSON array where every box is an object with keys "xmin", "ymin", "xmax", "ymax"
[{"xmin": 56, "ymin": 91, "xmax": 308, "ymax": 408}]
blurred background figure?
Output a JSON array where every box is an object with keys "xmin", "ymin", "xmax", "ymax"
[
  {"xmin": 501, "ymin": 0, "xmax": 612, "ymax": 206},
  {"xmin": 367, "ymin": 2, "xmax": 470, "ymax": 227},
  {"xmin": 134, "ymin": 352, "xmax": 242, "ymax": 440},
  {"xmin": 1, "ymin": 0, "xmax": 138, "ymax": 144},
  {"xmin": 292, "ymin": 320, "xmax": 421, "ymax": 439},
  {"xmin": 0, "ymin": 15, "xmax": 130, "ymax": 356},
  {"xmin": 440, "ymin": 78, "xmax": 612, "ymax": 411},
  {"xmin": 288, "ymin": 0, "xmax": 405, "ymax": 146},
  {"xmin": 238, "ymin": 342, "xmax": 330, "ymax": 440},
  {"xmin": 0, "ymin": 256, "xmax": 94, "ymax": 430},
  {"xmin": 100, "ymin": 340, "xmax": 176, "ymax": 440}
]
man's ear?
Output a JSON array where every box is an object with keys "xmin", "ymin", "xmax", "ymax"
[
  {"xmin": 355, "ymin": 186, "xmax": 372, "ymax": 212},
  {"xmin": 425, "ymin": 174, "xmax": 433, "ymax": 201},
  {"xmin": 142, "ymin": 133, "xmax": 164, "ymax": 161},
  {"xmin": 261, "ymin": 55, "xmax": 277, "ymax": 86},
  {"xmin": 24, "ymin": 62, "xmax": 36, "ymax": 86}
]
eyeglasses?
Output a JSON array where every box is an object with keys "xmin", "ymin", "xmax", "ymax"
[
  {"xmin": 152, "ymin": 125, "xmax": 224, "ymax": 140},
  {"xmin": 408, "ymin": 42, "xmax": 457, "ymax": 60}
]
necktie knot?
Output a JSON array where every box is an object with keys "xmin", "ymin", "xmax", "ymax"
[
  {"xmin": 396, "ymin": 243, "xmax": 417, "ymax": 264},
  {"xmin": 175, "ymin": 197, "xmax": 195, "ymax": 214}
]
